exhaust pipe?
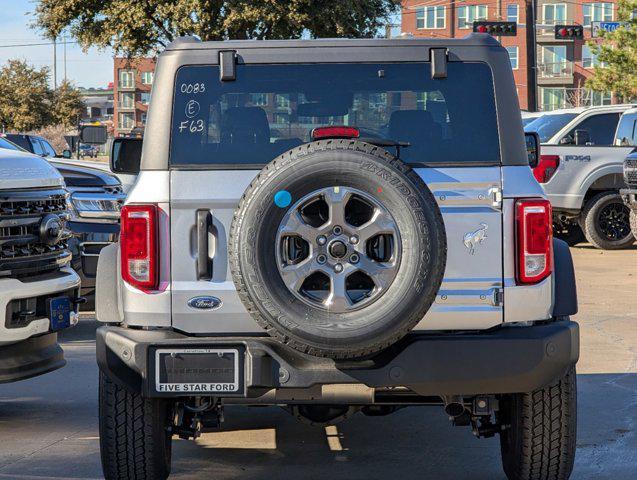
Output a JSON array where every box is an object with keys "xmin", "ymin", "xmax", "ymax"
[{"xmin": 443, "ymin": 395, "xmax": 465, "ymax": 418}]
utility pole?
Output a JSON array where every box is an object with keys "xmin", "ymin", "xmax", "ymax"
[
  {"xmin": 63, "ymin": 36, "xmax": 67, "ymax": 83},
  {"xmin": 525, "ymin": 0, "xmax": 538, "ymax": 111},
  {"xmin": 52, "ymin": 37, "xmax": 57, "ymax": 90},
  {"xmin": 450, "ymin": 0, "xmax": 455, "ymax": 38}
]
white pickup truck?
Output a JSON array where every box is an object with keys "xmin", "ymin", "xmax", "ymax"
[
  {"xmin": 0, "ymin": 149, "xmax": 81, "ymax": 382},
  {"xmin": 525, "ymin": 104, "xmax": 637, "ymax": 249}
]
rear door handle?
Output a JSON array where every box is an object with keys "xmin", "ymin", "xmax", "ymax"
[{"xmin": 196, "ymin": 210, "xmax": 213, "ymax": 280}]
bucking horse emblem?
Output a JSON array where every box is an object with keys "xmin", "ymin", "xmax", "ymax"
[{"xmin": 463, "ymin": 223, "xmax": 488, "ymax": 255}]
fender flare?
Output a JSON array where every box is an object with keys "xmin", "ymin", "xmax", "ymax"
[{"xmin": 552, "ymin": 238, "xmax": 577, "ymax": 317}]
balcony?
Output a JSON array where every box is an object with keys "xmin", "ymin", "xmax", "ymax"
[{"xmin": 537, "ymin": 62, "xmax": 574, "ymax": 85}]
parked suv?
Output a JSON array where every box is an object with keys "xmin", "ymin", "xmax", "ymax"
[
  {"xmin": 0, "ymin": 149, "xmax": 81, "ymax": 382},
  {"xmin": 96, "ymin": 35, "xmax": 579, "ymax": 480},
  {"xmin": 525, "ymin": 104, "xmax": 636, "ymax": 249}
]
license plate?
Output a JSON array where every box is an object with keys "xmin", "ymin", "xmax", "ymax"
[
  {"xmin": 49, "ymin": 297, "xmax": 71, "ymax": 331},
  {"xmin": 154, "ymin": 348, "xmax": 240, "ymax": 394}
]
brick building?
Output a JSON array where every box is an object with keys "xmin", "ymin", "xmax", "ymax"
[
  {"xmin": 113, "ymin": 57, "xmax": 156, "ymax": 137},
  {"xmin": 400, "ymin": 1, "xmax": 619, "ymax": 111}
]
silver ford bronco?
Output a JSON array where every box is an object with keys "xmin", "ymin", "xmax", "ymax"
[{"xmin": 96, "ymin": 35, "xmax": 579, "ymax": 480}]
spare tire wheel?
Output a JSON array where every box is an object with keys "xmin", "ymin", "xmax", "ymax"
[{"xmin": 229, "ymin": 140, "xmax": 447, "ymax": 359}]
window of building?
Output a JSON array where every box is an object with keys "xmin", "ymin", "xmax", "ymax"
[
  {"xmin": 140, "ymin": 112, "xmax": 148, "ymax": 125},
  {"xmin": 507, "ymin": 4, "xmax": 519, "ymax": 23},
  {"xmin": 141, "ymin": 71, "xmax": 154, "ymax": 85},
  {"xmin": 542, "ymin": 4, "xmax": 566, "ymax": 24},
  {"xmin": 583, "ymin": 3, "xmax": 614, "ymax": 27},
  {"xmin": 119, "ymin": 92, "xmax": 134, "ymax": 108},
  {"xmin": 275, "ymin": 94, "xmax": 291, "ymax": 109},
  {"xmin": 250, "ymin": 93, "xmax": 268, "ymax": 106},
  {"xmin": 140, "ymin": 92, "xmax": 151, "ymax": 105},
  {"xmin": 582, "ymin": 45, "xmax": 605, "ymax": 68},
  {"xmin": 119, "ymin": 112, "xmax": 135, "ymax": 129},
  {"xmin": 458, "ymin": 5, "xmax": 488, "ymax": 29},
  {"xmin": 506, "ymin": 46, "xmax": 519, "ymax": 69},
  {"xmin": 416, "ymin": 6, "xmax": 446, "ymax": 29},
  {"xmin": 540, "ymin": 87, "xmax": 566, "ymax": 111},
  {"xmin": 119, "ymin": 70, "xmax": 135, "ymax": 88},
  {"xmin": 589, "ymin": 90, "xmax": 612, "ymax": 106}
]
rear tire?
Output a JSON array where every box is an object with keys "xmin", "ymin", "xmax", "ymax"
[
  {"xmin": 499, "ymin": 366, "xmax": 577, "ymax": 480},
  {"xmin": 99, "ymin": 371, "xmax": 173, "ymax": 480},
  {"xmin": 581, "ymin": 191, "xmax": 634, "ymax": 249}
]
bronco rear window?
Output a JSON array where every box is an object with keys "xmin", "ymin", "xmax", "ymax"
[{"xmin": 169, "ymin": 62, "xmax": 500, "ymax": 167}]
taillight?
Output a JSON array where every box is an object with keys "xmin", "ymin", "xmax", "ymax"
[
  {"xmin": 311, "ymin": 126, "xmax": 360, "ymax": 140},
  {"xmin": 533, "ymin": 155, "xmax": 560, "ymax": 183},
  {"xmin": 120, "ymin": 204, "xmax": 158, "ymax": 291},
  {"xmin": 516, "ymin": 199, "xmax": 552, "ymax": 284}
]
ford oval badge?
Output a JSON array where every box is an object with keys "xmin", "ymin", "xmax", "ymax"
[{"xmin": 187, "ymin": 296, "xmax": 222, "ymax": 310}]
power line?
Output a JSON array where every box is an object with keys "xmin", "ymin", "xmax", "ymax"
[{"xmin": 0, "ymin": 40, "xmax": 78, "ymax": 49}]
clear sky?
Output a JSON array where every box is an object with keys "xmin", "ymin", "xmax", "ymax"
[{"xmin": 0, "ymin": 0, "xmax": 113, "ymax": 89}]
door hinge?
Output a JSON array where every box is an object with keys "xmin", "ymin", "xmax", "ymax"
[{"xmin": 488, "ymin": 186, "xmax": 502, "ymax": 209}]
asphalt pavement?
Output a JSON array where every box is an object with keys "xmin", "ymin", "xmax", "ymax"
[{"xmin": 0, "ymin": 245, "xmax": 635, "ymax": 480}]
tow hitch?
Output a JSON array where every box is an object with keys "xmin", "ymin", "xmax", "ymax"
[{"xmin": 171, "ymin": 398, "xmax": 224, "ymax": 440}]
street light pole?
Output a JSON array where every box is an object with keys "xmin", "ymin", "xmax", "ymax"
[
  {"xmin": 525, "ymin": 0, "xmax": 538, "ymax": 111},
  {"xmin": 52, "ymin": 37, "xmax": 57, "ymax": 90}
]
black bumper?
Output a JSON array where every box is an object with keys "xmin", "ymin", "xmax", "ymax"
[
  {"xmin": 68, "ymin": 221, "xmax": 119, "ymax": 292},
  {"xmin": 0, "ymin": 333, "xmax": 65, "ymax": 383},
  {"xmin": 97, "ymin": 320, "xmax": 579, "ymax": 399}
]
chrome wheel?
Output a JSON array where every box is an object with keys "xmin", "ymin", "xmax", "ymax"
[{"xmin": 276, "ymin": 186, "xmax": 401, "ymax": 313}]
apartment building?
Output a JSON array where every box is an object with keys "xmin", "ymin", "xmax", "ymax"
[
  {"xmin": 401, "ymin": 1, "xmax": 619, "ymax": 111},
  {"xmin": 113, "ymin": 57, "xmax": 156, "ymax": 137}
]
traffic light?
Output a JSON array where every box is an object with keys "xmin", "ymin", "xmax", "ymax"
[
  {"xmin": 473, "ymin": 21, "xmax": 517, "ymax": 36},
  {"xmin": 554, "ymin": 25, "xmax": 584, "ymax": 40}
]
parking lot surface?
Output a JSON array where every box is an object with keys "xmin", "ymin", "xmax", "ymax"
[{"xmin": 0, "ymin": 245, "xmax": 635, "ymax": 480}]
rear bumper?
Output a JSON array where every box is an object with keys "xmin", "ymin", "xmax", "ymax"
[
  {"xmin": 97, "ymin": 320, "xmax": 579, "ymax": 400},
  {"xmin": 0, "ymin": 332, "xmax": 65, "ymax": 383}
]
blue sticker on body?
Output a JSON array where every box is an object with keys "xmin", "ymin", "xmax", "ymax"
[{"xmin": 274, "ymin": 190, "xmax": 292, "ymax": 208}]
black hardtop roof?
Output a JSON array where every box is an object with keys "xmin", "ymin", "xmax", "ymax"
[{"xmin": 165, "ymin": 33, "xmax": 501, "ymax": 51}]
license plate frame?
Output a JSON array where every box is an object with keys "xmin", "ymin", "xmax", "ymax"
[{"xmin": 149, "ymin": 346, "xmax": 245, "ymax": 397}]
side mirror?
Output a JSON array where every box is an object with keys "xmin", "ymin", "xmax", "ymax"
[
  {"xmin": 62, "ymin": 149, "xmax": 72, "ymax": 159},
  {"xmin": 559, "ymin": 135, "xmax": 574, "ymax": 145},
  {"xmin": 110, "ymin": 137, "xmax": 142, "ymax": 175},
  {"xmin": 574, "ymin": 129, "xmax": 590, "ymax": 146},
  {"xmin": 525, "ymin": 132, "xmax": 541, "ymax": 168}
]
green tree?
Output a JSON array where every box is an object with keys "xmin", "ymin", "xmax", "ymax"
[
  {"xmin": 33, "ymin": 0, "xmax": 400, "ymax": 56},
  {"xmin": 52, "ymin": 80, "xmax": 84, "ymax": 127},
  {"xmin": 586, "ymin": 0, "xmax": 637, "ymax": 102},
  {"xmin": 0, "ymin": 59, "xmax": 52, "ymax": 131}
]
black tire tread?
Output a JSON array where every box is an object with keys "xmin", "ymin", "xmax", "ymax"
[
  {"xmin": 581, "ymin": 191, "xmax": 634, "ymax": 250},
  {"xmin": 99, "ymin": 371, "xmax": 171, "ymax": 480},
  {"xmin": 500, "ymin": 366, "xmax": 577, "ymax": 480},
  {"xmin": 228, "ymin": 139, "xmax": 446, "ymax": 359}
]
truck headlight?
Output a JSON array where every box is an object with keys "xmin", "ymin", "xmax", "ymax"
[{"xmin": 69, "ymin": 192, "xmax": 124, "ymax": 220}]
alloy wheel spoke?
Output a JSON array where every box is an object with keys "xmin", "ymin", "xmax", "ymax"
[
  {"xmin": 355, "ymin": 208, "xmax": 398, "ymax": 244},
  {"xmin": 355, "ymin": 255, "xmax": 397, "ymax": 291},
  {"xmin": 280, "ymin": 258, "xmax": 317, "ymax": 292},
  {"xmin": 279, "ymin": 210, "xmax": 318, "ymax": 243},
  {"xmin": 326, "ymin": 272, "xmax": 353, "ymax": 310},
  {"xmin": 323, "ymin": 188, "xmax": 352, "ymax": 228}
]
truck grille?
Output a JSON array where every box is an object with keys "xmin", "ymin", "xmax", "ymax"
[
  {"xmin": 0, "ymin": 188, "xmax": 71, "ymax": 278},
  {"xmin": 624, "ymin": 156, "xmax": 637, "ymax": 186}
]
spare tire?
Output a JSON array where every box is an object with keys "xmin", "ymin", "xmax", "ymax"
[{"xmin": 229, "ymin": 140, "xmax": 446, "ymax": 359}]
